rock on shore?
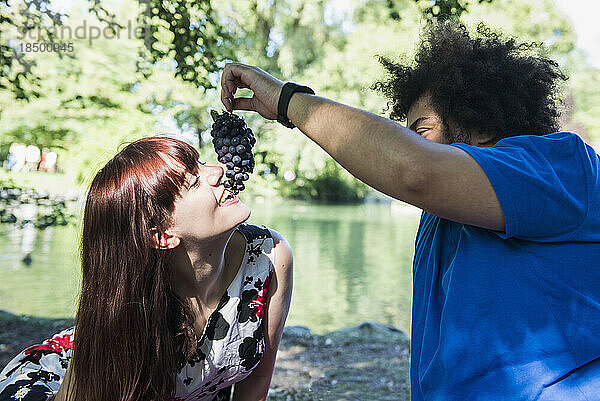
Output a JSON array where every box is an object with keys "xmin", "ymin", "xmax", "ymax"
[{"xmin": 0, "ymin": 311, "xmax": 410, "ymax": 400}]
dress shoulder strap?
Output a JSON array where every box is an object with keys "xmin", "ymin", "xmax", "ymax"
[
  {"xmin": 237, "ymin": 223, "xmax": 272, "ymax": 243},
  {"xmin": 237, "ymin": 223, "xmax": 275, "ymax": 282}
]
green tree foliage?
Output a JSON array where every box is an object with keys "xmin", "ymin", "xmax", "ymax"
[
  {"xmin": 461, "ymin": 0, "xmax": 599, "ymax": 142},
  {"xmin": 135, "ymin": 0, "xmax": 233, "ymax": 88},
  {"xmin": 1, "ymin": 0, "xmax": 64, "ymax": 100},
  {"xmin": 0, "ymin": 0, "xmax": 122, "ymax": 100},
  {"xmin": 0, "ymin": 4, "xmax": 218, "ymax": 185},
  {"xmin": 0, "ymin": 0, "xmax": 231, "ymax": 101},
  {"xmin": 412, "ymin": 0, "xmax": 493, "ymax": 21}
]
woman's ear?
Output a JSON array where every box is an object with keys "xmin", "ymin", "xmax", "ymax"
[{"xmin": 151, "ymin": 228, "xmax": 180, "ymax": 250}]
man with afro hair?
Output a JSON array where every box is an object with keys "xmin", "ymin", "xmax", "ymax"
[{"xmin": 220, "ymin": 21, "xmax": 600, "ymax": 400}]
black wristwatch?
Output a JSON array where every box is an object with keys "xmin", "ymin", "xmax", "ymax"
[{"xmin": 277, "ymin": 82, "xmax": 315, "ymax": 129}]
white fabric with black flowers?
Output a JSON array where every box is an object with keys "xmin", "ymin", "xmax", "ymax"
[{"xmin": 0, "ymin": 223, "xmax": 275, "ymax": 401}]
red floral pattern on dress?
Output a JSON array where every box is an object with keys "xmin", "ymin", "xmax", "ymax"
[
  {"xmin": 253, "ymin": 270, "xmax": 272, "ymax": 319},
  {"xmin": 24, "ymin": 332, "xmax": 73, "ymax": 356}
]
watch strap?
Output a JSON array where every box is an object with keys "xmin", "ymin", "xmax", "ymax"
[{"xmin": 277, "ymin": 82, "xmax": 315, "ymax": 128}]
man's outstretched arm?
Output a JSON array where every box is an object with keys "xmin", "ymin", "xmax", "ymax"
[{"xmin": 221, "ymin": 63, "xmax": 505, "ymax": 232}]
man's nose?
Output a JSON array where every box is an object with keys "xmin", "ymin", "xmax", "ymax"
[{"xmin": 205, "ymin": 165, "xmax": 224, "ymax": 186}]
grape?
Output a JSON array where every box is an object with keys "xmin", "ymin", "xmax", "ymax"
[{"xmin": 210, "ymin": 110, "xmax": 257, "ymax": 195}]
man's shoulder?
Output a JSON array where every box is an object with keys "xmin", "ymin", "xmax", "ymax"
[
  {"xmin": 496, "ymin": 132, "xmax": 598, "ymax": 171},
  {"xmin": 450, "ymin": 131, "xmax": 593, "ymax": 170},
  {"xmin": 493, "ymin": 131, "xmax": 583, "ymax": 149}
]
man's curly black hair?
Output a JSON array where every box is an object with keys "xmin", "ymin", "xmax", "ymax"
[{"xmin": 373, "ymin": 21, "xmax": 568, "ymax": 142}]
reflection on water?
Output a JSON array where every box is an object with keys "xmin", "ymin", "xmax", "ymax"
[
  {"xmin": 0, "ymin": 202, "xmax": 420, "ymax": 334},
  {"xmin": 21, "ymin": 224, "xmax": 36, "ymax": 256},
  {"xmin": 0, "ymin": 221, "xmax": 81, "ymax": 318}
]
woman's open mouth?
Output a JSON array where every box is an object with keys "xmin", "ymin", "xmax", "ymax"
[{"xmin": 218, "ymin": 189, "xmax": 239, "ymax": 207}]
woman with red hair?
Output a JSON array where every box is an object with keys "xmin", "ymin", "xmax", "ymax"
[{"xmin": 0, "ymin": 136, "xmax": 293, "ymax": 401}]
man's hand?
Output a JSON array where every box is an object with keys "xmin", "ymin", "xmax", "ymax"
[{"xmin": 220, "ymin": 63, "xmax": 284, "ymax": 120}]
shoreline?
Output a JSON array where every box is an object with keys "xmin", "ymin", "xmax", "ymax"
[{"xmin": 0, "ymin": 310, "xmax": 410, "ymax": 400}]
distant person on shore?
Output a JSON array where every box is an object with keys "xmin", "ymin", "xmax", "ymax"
[
  {"xmin": 39, "ymin": 148, "xmax": 58, "ymax": 173},
  {"xmin": 219, "ymin": 22, "xmax": 600, "ymax": 400},
  {"xmin": 23, "ymin": 145, "xmax": 41, "ymax": 173},
  {"xmin": 7, "ymin": 143, "xmax": 26, "ymax": 172},
  {"xmin": 39, "ymin": 148, "xmax": 49, "ymax": 172},
  {"xmin": 0, "ymin": 136, "xmax": 293, "ymax": 401},
  {"xmin": 5, "ymin": 143, "xmax": 17, "ymax": 171}
]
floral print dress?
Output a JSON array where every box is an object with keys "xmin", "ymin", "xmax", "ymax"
[{"xmin": 0, "ymin": 223, "xmax": 275, "ymax": 401}]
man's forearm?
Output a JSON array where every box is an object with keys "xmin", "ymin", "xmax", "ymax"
[{"xmin": 287, "ymin": 93, "xmax": 435, "ymax": 202}]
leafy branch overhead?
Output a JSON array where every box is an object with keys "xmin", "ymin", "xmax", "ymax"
[
  {"xmin": 1, "ymin": 0, "xmax": 495, "ymax": 100},
  {"xmin": 0, "ymin": 0, "xmax": 233, "ymax": 100},
  {"xmin": 0, "ymin": 0, "xmax": 64, "ymax": 100},
  {"xmin": 135, "ymin": 0, "xmax": 234, "ymax": 88}
]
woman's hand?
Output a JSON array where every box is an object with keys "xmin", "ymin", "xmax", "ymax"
[{"xmin": 220, "ymin": 63, "xmax": 284, "ymax": 120}]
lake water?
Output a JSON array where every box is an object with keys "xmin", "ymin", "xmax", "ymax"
[{"xmin": 0, "ymin": 201, "xmax": 420, "ymax": 334}]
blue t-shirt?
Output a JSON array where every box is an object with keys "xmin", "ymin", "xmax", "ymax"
[{"xmin": 411, "ymin": 132, "xmax": 600, "ymax": 401}]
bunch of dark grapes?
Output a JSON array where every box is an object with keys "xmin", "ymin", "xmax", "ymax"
[{"xmin": 210, "ymin": 110, "xmax": 256, "ymax": 194}]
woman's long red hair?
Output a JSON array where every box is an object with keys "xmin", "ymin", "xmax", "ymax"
[{"xmin": 68, "ymin": 136, "xmax": 201, "ymax": 401}]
